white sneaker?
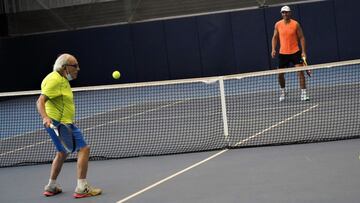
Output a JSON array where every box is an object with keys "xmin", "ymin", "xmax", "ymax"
[
  {"xmin": 301, "ymin": 94, "xmax": 310, "ymax": 101},
  {"xmin": 73, "ymin": 184, "xmax": 102, "ymax": 198},
  {"xmin": 43, "ymin": 184, "xmax": 62, "ymax": 196},
  {"xmin": 279, "ymin": 92, "xmax": 286, "ymax": 102}
]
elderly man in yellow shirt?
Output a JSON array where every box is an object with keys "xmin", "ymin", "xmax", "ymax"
[
  {"xmin": 271, "ymin": 5, "xmax": 309, "ymax": 102},
  {"xmin": 37, "ymin": 53, "xmax": 102, "ymax": 198}
]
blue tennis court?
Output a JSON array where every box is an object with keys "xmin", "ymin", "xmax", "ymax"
[
  {"xmin": 0, "ymin": 61, "xmax": 359, "ymax": 202},
  {"xmin": 1, "ymin": 139, "xmax": 360, "ymax": 202}
]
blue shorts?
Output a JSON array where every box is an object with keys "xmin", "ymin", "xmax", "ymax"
[{"xmin": 45, "ymin": 120, "xmax": 87, "ymax": 153}]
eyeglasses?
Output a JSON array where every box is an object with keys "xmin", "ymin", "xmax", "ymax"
[{"xmin": 64, "ymin": 64, "xmax": 80, "ymax": 70}]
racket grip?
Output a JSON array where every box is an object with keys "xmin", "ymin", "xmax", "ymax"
[
  {"xmin": 302, "ymin": 57, "xmax": 307, "ymax": 65},
  {"xmin": 49, "ymin": 123, "xmax": 56, "ymax": 129}
]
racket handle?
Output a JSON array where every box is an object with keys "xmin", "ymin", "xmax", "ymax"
[
  {"xmin": 49, "ymin": 123, "xmax": 56, "ymax": 129},
  {"xmin": 302, "ymin": 57, "xmax": 308, "ymax": 66}
]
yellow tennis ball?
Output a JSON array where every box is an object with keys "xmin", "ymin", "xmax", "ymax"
[{"xmin": 112, "ymin": 71, "xmax": 121, "ymax": 79}]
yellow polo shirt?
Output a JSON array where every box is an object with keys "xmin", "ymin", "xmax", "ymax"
[{"xmin": 41, "ymin": 71, "xmax": 75, "ymax": 124}]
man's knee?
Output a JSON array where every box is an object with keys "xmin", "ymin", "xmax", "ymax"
[
  {"xmin": 56, "ymin": 151, "xmax": 68, "ymax": 160},
  {"xmin": 79, "ymin": 145, "xmax": 90, "ymax": 153}
]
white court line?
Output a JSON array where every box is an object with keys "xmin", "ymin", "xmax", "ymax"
[
  {"xmin": 0, "ymin": 132, "xmax": 35, "ymax": 141},
  {"xmin": 82, "ymin": 102, "xmax": 312, "ymax": 123},
  {"xmin": 235, "ymin": 104, "xmax": 319, "ymax": 146},
  {"xmin": 0, "ymin": 102, "xmax": 163, "ymax": 142},
  {"xmin": 0, "ymin": 100, "xmax": 188, "ymax": 157},
  {"xmin": 114, "ymin": 111, "xmax": 220, "ymax": 122},
  {"xmin": 0, "ymin": 139, "xmax": 53, "ymax": 156},
  {"xmin": 81, "ymin": 100, "xmax": 189, "ymax": 132},
  {"xmin": 116, "ymin": 150, "xmax": 229, "ymax": 203},
  {"xmin": 116, "ymin": 104, "xmax": 319, "ymax": 203}
]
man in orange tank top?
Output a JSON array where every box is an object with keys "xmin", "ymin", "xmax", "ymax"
[{"xmin": 271, "ymin": 5, "xmax": 309, "ymax": 102}]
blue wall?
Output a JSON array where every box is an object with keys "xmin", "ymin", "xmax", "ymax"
[
  {"xmin": 333, "ymin": 0, "xmax": 360, "ymax": 60},
  {"xmin": 164, "ymin": 17, "xmax": 203, "ymax": 79},
  {"xmin": 299, "ymin": 1, "xmax": 339, "ymax": 63},
  {"xmin": 231, "ymin": 9, "xmax": 270, "ymax": 72},
  {"xmin": 1, "ymin": 0, "xmax": 359, "ymax": 92}
]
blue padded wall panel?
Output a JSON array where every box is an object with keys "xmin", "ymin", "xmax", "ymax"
[
  {"xmin": 0, "ymin": 39, "xmax": 11, "ymax": 92},
  {"xmin": 1, "ymin": 25, "xmax": 135, "ymax": 91},
  {"xmin": 334, "ymin": 0, "xmax": 360, "ymax": 60},
  {"xmin": 55, "ymin": 25, "xmax": 136, "ymax": 86},
  {"xmin": 164, "ymin": 17, "xmax": 203, "ymax": 79},
  {"xmin": 73, "ymin": 25, "xmax": 136, "ymax": 85},
  {"xmin": 1, "ymin": 36, "xmax": 55, "ymax": 91},
  {"xmin": 231, "ymin": 9, "xmax": 270, "ymax": 72},
  {"xmin": 3, "ymin": 0, "xmax": 360, "ymax": 92},
  {"xmin": 298, "ymin": 1, "xmax": 339, "ymax": 64},
  {"xmin": 197, "ymin": 13, "xmax": 237, "ymax": 76},
  {"xmin": 131, "ymin": 21, "xmax": 170, "ymax": 82}
]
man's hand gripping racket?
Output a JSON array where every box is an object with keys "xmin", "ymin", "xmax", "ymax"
[
  {"xmin": 50, "ymin": 123, "xmax": 76, "ymax": 153},
  {"xmin": 302, "ymin": 56, "xmax": 312, "ymax": 77}
]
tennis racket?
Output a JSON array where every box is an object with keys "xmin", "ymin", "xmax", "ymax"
[
  {"xmin": 302, "ymin": 56, "xmax": 311, "ymax": 77},
  {"xmin": 50, "ymin": 123, "xmax": 75, "ymax": 153}
]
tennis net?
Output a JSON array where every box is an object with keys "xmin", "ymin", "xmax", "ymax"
[{"xmin": 1, "ymin": 59, "xmax": 359, "ymax": 167}]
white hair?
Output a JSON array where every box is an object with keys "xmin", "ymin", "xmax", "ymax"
[{"xmin": 53, "ymin": 54, "xmax": 71, "ymax": 71}]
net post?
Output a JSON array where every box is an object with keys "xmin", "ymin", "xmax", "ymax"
[{"xmin": 219, "ymin": 78, "xmax": 229, "ymax": 141}]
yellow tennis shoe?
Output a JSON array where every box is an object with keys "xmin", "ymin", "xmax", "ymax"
[{"xmin": 73, "ymin": 184, "xmax": 102, "ymax": 198}]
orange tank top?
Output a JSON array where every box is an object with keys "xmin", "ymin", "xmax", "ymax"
[{"xmin": 276, "ymin": 19, "xmax": 300, "ymax": 54}]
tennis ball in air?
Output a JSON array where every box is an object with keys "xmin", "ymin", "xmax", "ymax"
[{"xmin": 112, "ymin": 71, "xmax": 121, "ymax": 79}]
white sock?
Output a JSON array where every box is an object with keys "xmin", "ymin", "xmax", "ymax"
[
  {"xmin": 77, "ymin": 179, "xmax": 88, "ymax": 189},
  {"xmin": 301, "ymin": 89, "xmax": 307, "ymax": 95},
  {"xmin": 48, "ymin": 179, "xmax": 56, "ymax": 187},
  {"xmin": 281, "ymin": 88, "xmax": 285, "ymax": 94}
]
